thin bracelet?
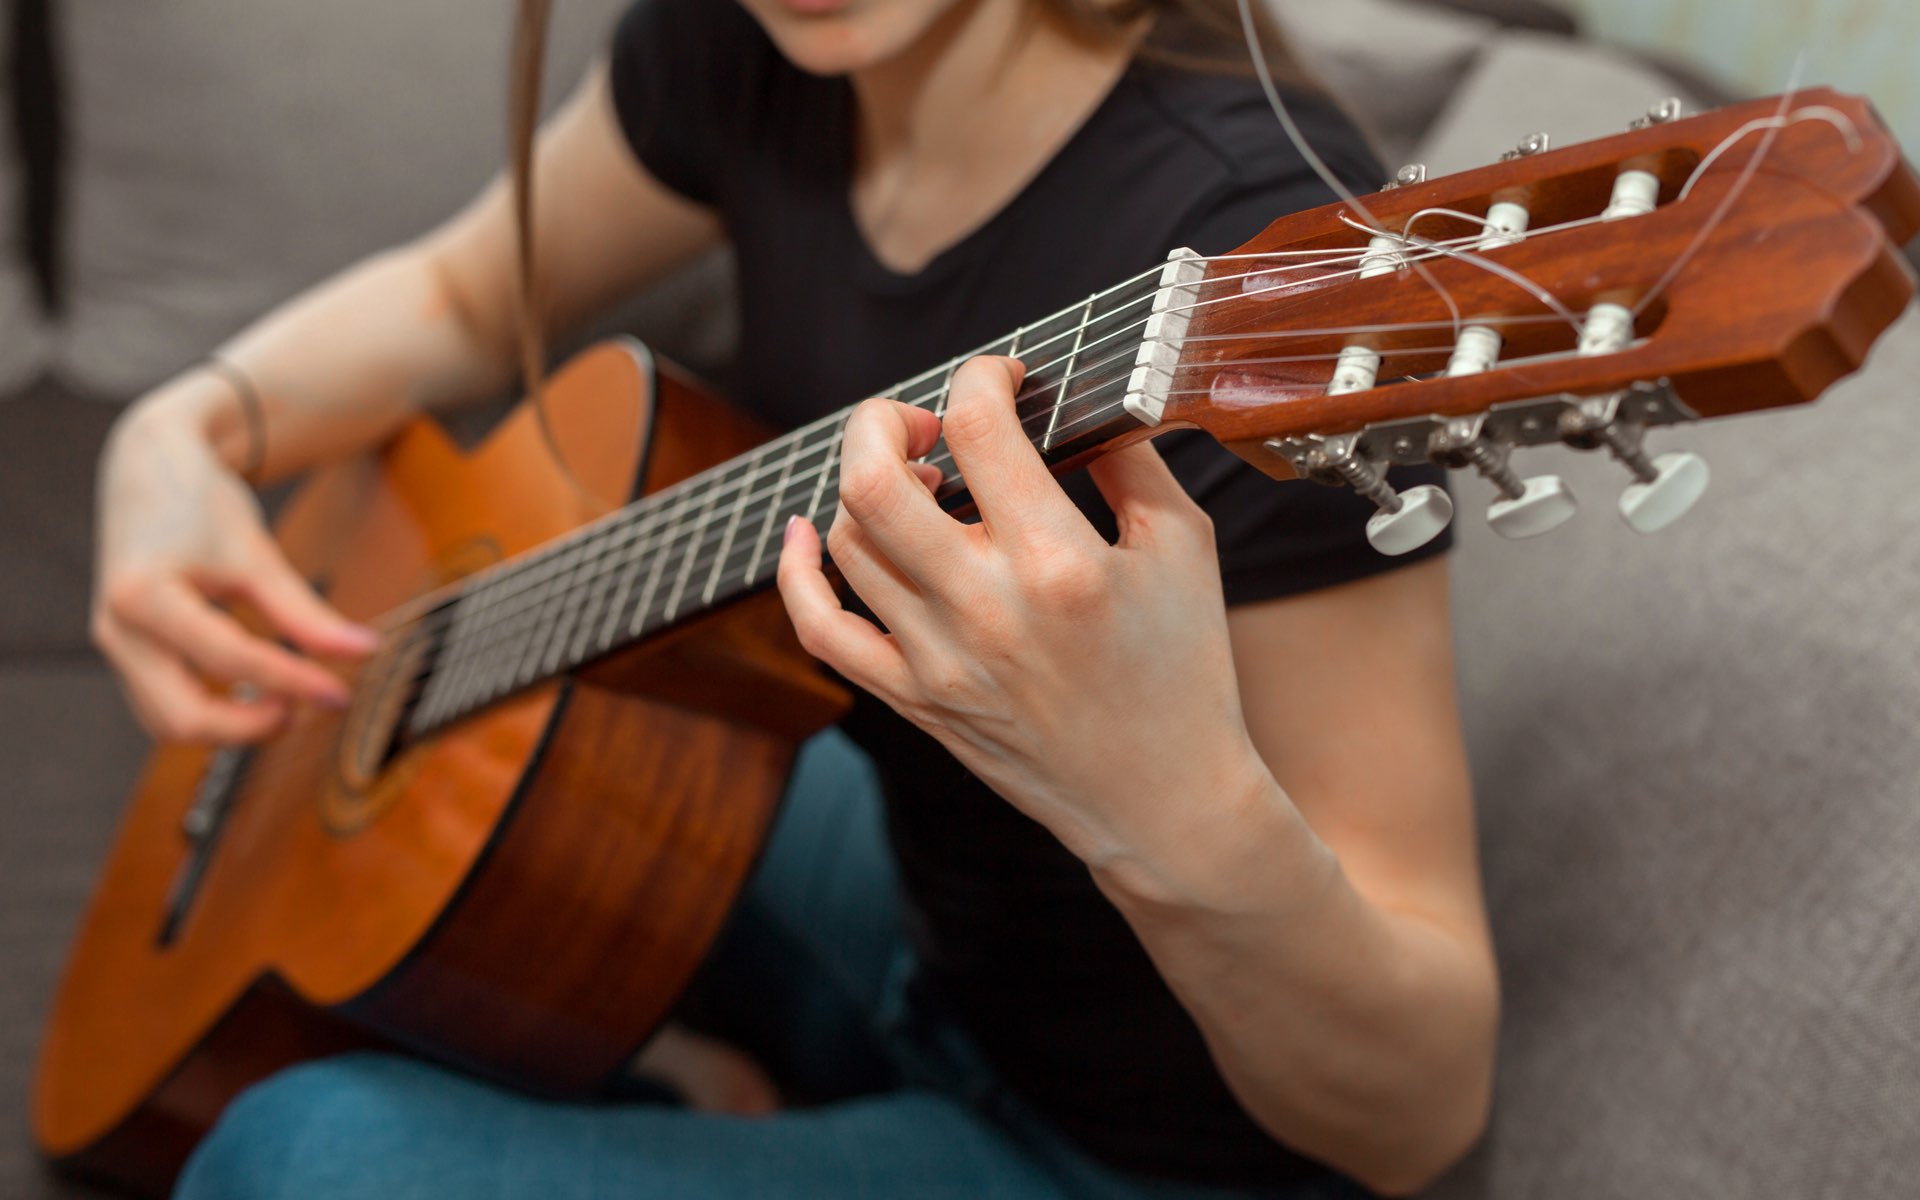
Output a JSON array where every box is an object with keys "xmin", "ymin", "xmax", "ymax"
[{"xmin": 202, "ymin": 356, "xmax": 268, "ymax": 484}]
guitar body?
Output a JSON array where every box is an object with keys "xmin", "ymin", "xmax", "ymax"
[{"xmin": 32, "ymin": 341, "xmax": 849, "ymax": 1196}]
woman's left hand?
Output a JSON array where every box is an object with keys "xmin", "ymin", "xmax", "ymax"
[{"xmin": 777, "ymin": 356, "xmax": 1273, "ymax": 874}]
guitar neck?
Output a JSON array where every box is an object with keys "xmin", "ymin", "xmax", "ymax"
[{"xmin": 405, "ymin": 255, "xmax": 1190, "ymax": 737}]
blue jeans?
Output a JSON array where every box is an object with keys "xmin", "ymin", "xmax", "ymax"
[{"xmin": 176, "ymin": 732, "xmax": 1358, "ymax": 1200}]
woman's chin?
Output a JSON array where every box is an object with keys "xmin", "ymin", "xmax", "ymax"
[{"xmin": 740, "ymin": 0, "xmax": 942, "ymax": 77}]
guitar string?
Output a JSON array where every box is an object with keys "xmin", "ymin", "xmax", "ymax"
[
  {"xmin": 379, "ymin": 200, "xmax": 1595, "ymax": 669},
  {"xmin": 390, "ymin": 217, "xmax": 1525, "ymax": 618},
  {"xmin": 410, "ymin": 214, "xmax": 1577, "ymax": 657}
]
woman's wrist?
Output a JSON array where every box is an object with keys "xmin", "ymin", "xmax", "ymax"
[
  {"xmin": 120, "ymin": 364, "xmax": 266, "ymax": 483},
  {"xmin": 1086, "ymin": 744, "xmax": 1338, "ymax": 923}
]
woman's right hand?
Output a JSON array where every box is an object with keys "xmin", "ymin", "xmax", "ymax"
[{"xmin": 92, "ymin": 390, "xmax": 381, "ymax": 745}]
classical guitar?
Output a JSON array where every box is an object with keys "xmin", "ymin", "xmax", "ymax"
[{"xmin": 33, "ymin": 91, "xmax": 1920, "ymax": 1196}]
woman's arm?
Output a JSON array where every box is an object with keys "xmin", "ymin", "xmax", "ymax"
[
  {"xmin": 777, "ymin": 357, "xmax": 1495, "ymax": 1195},
  {"xmin": 95, "ymin": 65, "xmax": 722, "ymax": 742},
  {"xmin": 1107, "ymin": 562, "xmax": 1495, "ymax": 1196}
]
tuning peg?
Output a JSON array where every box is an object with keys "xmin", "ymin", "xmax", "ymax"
[
  {"xmin": 1264, "ymin": 434, "xmax": 1455, "ymax": 555},
  {"xmin": 1560, "ymin": 398, "xmax": 1709, "ymax": 533},
  {"xmin": 1589, "ymin": 419, "xmax": 1708, "ymax": 532},
  {"xmin": 1324, "ymin": 435, "xmax": 1455, "ymax": 555},
  {"xmin": 1431, "ymin": 417, "xmax": 1577, "ymax": 540},
  {"xmin": 1366, "ymin": 484, "xmax": 1456, "ymax": 555},
  {"xmin": 1618, "ymin": 450, "xmax": 1710, "ymax": 533}
]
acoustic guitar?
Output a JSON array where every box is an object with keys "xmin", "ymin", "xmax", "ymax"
[{"xmin": 33, "ymin": 90, "xmax": 1920, "ymax": 1196}]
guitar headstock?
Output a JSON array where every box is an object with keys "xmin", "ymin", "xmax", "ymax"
[{"xmin": 1147, "ymin": 88, "xmax": 1920, "ymax": 552}]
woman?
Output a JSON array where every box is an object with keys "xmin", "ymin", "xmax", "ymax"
[{"xmin": 93, "ymin": 0, "xmax": 1497, "ymax": 1195}]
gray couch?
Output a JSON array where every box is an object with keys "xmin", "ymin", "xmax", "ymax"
[{"xmin": 5, "ymin": 2, "xmax": 1917, "ymax": 1198}]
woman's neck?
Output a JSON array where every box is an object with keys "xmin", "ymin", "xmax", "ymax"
[{"xmin": 846, "ymin": 0, "xmax": 1144, "ymax": 273}]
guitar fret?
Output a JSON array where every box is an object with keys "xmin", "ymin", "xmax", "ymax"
[
  {"xmin": 565, "ymin": 527, "xmax": 620, "ymax": 667},
  {"xmin": 514, "ymin": 540, "xmax": 587, "ymax": 692},
  {"xmin": 630, "ymin": 484, "xmax": 702, "ymax": 639},
  {"xmin": 1044, "ymin": 294, "xmax": 1097, "ymax": 452},
  {"xmin": 661, "ymin": 472, "xmax": 729, "ymax": 623},
  {"xmin": 747, "ymin": 434, "xmax": 807, "ymax": 585},
  {"xmin": 933, "ymin": 356, "xmax": 962, "ymax": 420},
  {"xmin": 544, "ymin": 532, "xmax": 606, "ymax": 675},
  {"xmin": 599, "ymin": 507, "xmax": 661, "ymax": 651},
  {"xmin": 427, "ymin": 591, "xmax": 489, "ymax": 728},
  {"xmin": 704, "ymin": 447, "xmax": 767, "ymax": 607},
  {"xmin": 805, "ymin": 420, "xmax": 844, "ymax": 530}
]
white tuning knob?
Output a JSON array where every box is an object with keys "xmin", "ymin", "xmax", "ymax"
[
  {"xmin": 1487, "ymin": 475, "xmax": 1578, "ymax": 539},
  {"xmin": 1619, "ymin": 451, "xmax": 1709, "ymax": 533},
  {"xmin": 1366, "ymin": 485, "xmax": 1455, "ymax": 556}
]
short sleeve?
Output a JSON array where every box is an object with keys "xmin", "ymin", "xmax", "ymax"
[
  {"xmin": 606, "ymin": 0, "xmax": 759, "ymax": 208},
  {"xmin": 1152, "ymin": 90, "xmax": 1452, "ymax": 608}
]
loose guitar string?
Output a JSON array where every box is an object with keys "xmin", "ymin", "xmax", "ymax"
[
  {"xmin": 394, "ymin": 94, "xmax": 1862, "ymax": 723},
  {"xmin": 405, "ymin": 92, "xmax": 1858, "ymax": 722}
]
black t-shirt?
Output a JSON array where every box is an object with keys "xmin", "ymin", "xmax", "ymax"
[{"xmin": 609, "ymin": 0, "xmax": 1450, "ymax": 1186}]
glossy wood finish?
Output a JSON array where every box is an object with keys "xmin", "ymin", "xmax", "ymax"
[
  {"xmin": 1156, "ymin": 90, "xmax": 1920, "ymax": 471},
  {"xmin": 33, "ymin": 342, "xmax": 845, "ymax": 1195}
]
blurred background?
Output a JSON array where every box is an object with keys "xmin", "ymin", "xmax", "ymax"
[{"xmin": 3, "ymin": 1, "xmax": 1917, "ymax": 1197}]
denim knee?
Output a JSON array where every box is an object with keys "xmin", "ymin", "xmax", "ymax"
[{"xmin": 174, "ymin": 1053, "xmax": 424, "ymax": 1200}]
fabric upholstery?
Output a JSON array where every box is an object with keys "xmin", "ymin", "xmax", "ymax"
[
  {"xmin": 1416, "ymin": 31, "xmax": 1705, "ymax": 178},
  {"xmin": 1433, "ymin": 307, "xmax": 1920, "ymax": 1196},
  {"xmin": 0, "ymin": 8, "xmax": 52, "ymax": 394},
  {"xmin": 1268, "ymin": 0, "xmax": 1497, "ymax": 167},
  {"xmin": 53, "ymin": 0, "xmax": 733, "ymax": 401}
]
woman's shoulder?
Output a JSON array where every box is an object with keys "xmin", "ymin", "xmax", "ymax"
[{"xmin": 609, "ymin": 0, "xmax": 843, "ymax": 206}]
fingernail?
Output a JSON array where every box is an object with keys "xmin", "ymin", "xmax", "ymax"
[
  {"xmin": 317, "ymin": 688, "xmax": 351, "ymax": 711},
  {"xmin": 337, "ymin": 623, "xmax": 381, "ymax": 652},
  {"xmin": 784, "ymin": 515, "xmax": 802, "ymax": 544}
]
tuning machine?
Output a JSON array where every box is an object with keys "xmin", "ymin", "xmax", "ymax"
[
  {"xmin": 1428, "ymin": 416, "xmax": 1577, "ymax": 539},
  {"xmin": 1267, "ymin": 434, "xmax": 1454, "ymax": 556},
  {"xmin": 1500, "ymin": 132, "xmax": 1552, "ymax": 162},
  {"xmin": 1628, "ymin": 97, "xmax": 1685, "ymax": 131},
  {"xmin": 1559, "ymin": 390, "xmax": 1709, "ymax": 533}
]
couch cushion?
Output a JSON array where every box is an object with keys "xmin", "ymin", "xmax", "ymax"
[
  {"xmin": 1269, "ymin": 0, "xmax": 1497, "ymax": 168},
  {"xmin": 1416, "ymin": 30, "xmax": 1705, "ymax": 178},
  {"xmin": 1435, "ymin": 304, "xmax": 1920, "ymax": 1197},
  {"xmin": 54, "ymin": 0, "xmax": 732, "ymax": 402},
  {"xmin": 0, "ymin": 7, "xmax": 52, "ymax": 395}
]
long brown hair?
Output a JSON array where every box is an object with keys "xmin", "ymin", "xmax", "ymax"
[{"xmin": 1041, "ymin": 0, "xmax": 1312, "ymax": 85}]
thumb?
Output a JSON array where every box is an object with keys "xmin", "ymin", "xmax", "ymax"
[
  {"xmin": 1084, "ymin": 439, "xmax": 1201, "ymax": 548},
  {"xmin": 239, "ymin": 543, "xmax": 381, "ymax": 659}
]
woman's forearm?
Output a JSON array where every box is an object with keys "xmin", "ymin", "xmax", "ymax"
[
  {"xmin": 1092, "ymin": 765, "xmax": 1498, "ymax": 1197},
  {"xmin": 126, "ymin": 240, "xmax": 516, "ymax": 483}
]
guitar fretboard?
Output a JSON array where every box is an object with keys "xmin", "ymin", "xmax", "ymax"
[{"xmin": 406, "ymin": 259, "xmax": 1181, "ymax": 736}]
